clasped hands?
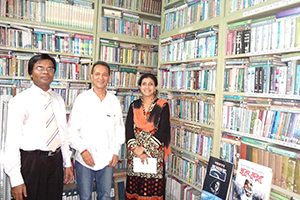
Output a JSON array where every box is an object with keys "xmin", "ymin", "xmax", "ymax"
[{"xmin": 133, "ymin": 146, "xmax": 149, "ymax": 164}]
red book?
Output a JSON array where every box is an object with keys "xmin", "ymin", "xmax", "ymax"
[{"xmin": 240, "ymin": 143, "xmax": 247, "ymax": 160}]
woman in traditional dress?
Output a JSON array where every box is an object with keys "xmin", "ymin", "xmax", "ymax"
[{"xmin": 125, "ymin": 73, "xmax": 171, "ymax": 200}]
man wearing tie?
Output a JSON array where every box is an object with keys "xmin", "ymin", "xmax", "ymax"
[{"xmin": 4, "ymin": 54, "xmax": 73, "ymax": 200}]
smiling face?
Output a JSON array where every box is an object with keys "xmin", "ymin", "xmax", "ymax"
[
  {"xmin": 30, "ymin": 59, "xmax": 55, "ymax": 91},
  {"xmin": 91, "ymin": 64, "xmax": 110, "ymax": 90},
  {"xmin": 139, "ymin": 77, "xmax": 157, "ymax": 98}
]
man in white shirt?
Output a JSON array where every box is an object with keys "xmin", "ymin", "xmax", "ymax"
[
  {"xmin": 68, "ymin": 61, "xmax": 125, "ymax": 200},
  {"xmin": 4, "ymin": 54, "xmax": 73, "ymax": 200}
]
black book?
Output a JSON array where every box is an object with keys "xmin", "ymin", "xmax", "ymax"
[
  {"xmin": 201, "ymin": 156, "xmax": 234, "ymax": 200},
  {"xmin": 236, "ymin": 31, "xmax": 244, "ymax": 55},
  {"xmin": 254, "ymin": 67, "xmax": 260, "ymax": 93},
  {"xmin": 258, "ymin": 67, "xmax": 264, "ymax": 93},
  {"xmin": 243, "ymin": 30, "xmax": 251, "ymax": 53},
  {"xmin": 185, "ymin": 31, "xmax": 196, "ymax": 41}
]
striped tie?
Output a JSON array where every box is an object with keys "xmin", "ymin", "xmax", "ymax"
[{"xmin": 43, "ymin": 92, "xmax": 60, "ymax": 152}]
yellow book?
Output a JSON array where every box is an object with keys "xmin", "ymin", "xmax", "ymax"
[
  {"xmin": 122, "ymin": 49, "xmax": 126, "ymax": 64},
  {"xmin": 296, "ymin": 17, "xmax": 300, "ymax": 47},
  {"xmin": 127, "ymin": 49, "xmax": 131, "ymax": 64},
  {"xmin": 287, "ymin": 159, "xmax": 296, "ymax": 191},
  {"xmin": 281, "ymin": 156, "xmax": 289, "ymax": 189},
  {"xmin": 275, "ymin": 154, "xmax": 283, "ymax": 187},
  {"xmin": 10, "ymin": 56, "xmax": 16, "ymax": 76},
  {"xmin": 294, "ymin": 159, "xmax": 300, "ymax": 194},
  {"xmin": 252, "ymin": 147, "xmax": 258, "ymax": 164}
]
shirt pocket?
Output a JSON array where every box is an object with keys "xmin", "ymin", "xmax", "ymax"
[{"xmin": 106, "ymin": 113, "xmax": 116, "ymax": 128}]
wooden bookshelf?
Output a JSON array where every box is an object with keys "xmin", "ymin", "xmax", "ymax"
[{"xmin": 159, "ymin": 0, "xmax": 300, "ymax": 199}]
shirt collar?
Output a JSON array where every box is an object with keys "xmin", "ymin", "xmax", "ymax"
[
  {"xmin": 30, "ymin": 84, "xmax": 52, "ymax": 95},
  {"xmin": 91, "ymin": 87, "xmax": 108, "ymax": 101}
]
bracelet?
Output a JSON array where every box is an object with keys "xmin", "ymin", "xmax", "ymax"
[{"xmin": 81, "ymin": 149, "xmax": 88, "ymax": 155}]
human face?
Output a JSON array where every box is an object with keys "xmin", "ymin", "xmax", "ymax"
[
  {"xmin": 91, "ymin": 65, "xmax": 110, "ymax": 90},
  {"xmin": 30, "ymin": 59, "xmax": 55, "ymax": 91},
  {"xmin": 140, "ymin": 77, "xmax": 157, "ymax": 98},
  {"xmin": 244, "ymin": 180, "xmax": 253, "ymax": 197}
]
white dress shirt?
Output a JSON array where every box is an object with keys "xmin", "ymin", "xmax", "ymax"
[
  {"xmin": 4, "ymin": 84, "xmax": 72, "ymax": 187},
  {"xmin": 68, "ymin": 88, "xmax": 125, "ymax": 170}
]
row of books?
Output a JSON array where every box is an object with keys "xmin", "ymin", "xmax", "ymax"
[
  {"xmin": 159, "ymin": 63, "xmax": 216, "ymax": 91},
  {"xmin": 0, "ymin": 79, "xmax": 31, "ymax": 95},
  {"xmin": 239, "ymin": 137, "xmax": 300, "ymax": 194},
  {"xmin": 0, "ymin": 95, "xmax": 11, "ymax": 200},
  {"xmin": 102, "ymin": 0, "xmax": 162, "ymax": 15},
  {"xmin": 222, "ymin": 98, "xmax": 300, "ymax": 145},
  {"xmin": 0, "ymin": 25, "xmax": 93, "ymax": 56},
  {"xmin": 0, "ymin": 81, "xmax": 90, "ymax": 108},
  {"xmin": 171, "ymin": 123, "xmax": 213, "ymax": 159},
  {"xmin": 0, "ymin": 85, "xmax": 16, "ymax": 95},
  {"xmin": 116, "ymin": 91, "xmax": 140, "ymax": 113},
  {"xmin": 0, "ymin": 80, "xmax": 138, "ymax": 113},
  {"xmin": 100, "ymin": 40, "xmax": 158, "ymax": 67},
  {"xmin": 62, "ymin": 189, "xmax": 79, "ymax": 200},
  {"xmin": 226, "ymin": 7, "xmax": 300, "ymax": 55},
  {"xmin": 224, "ymin": 57, "xmax": 300, "ymax": 96},
  {"xmin": 0, "ymin": 0, "xmax": 94, "ymax": 29},
  {"xmin": 169, "ymin": 94, "xmax": 215, "ymax": 126},
  {"xmin": 102, "ymin": 16, "xmax": 160, "ymax": 40},
  {"xmin": 65, "ymin": 83, "xmax": 90, "ymax": 107},
  {"xmin": 220, "ymin": 133, "xmax": 240, "ymax": 170},
  {"xmin": 54, "ymin": 62, "xmax": 91, "ymax": 81},
  {"xmin": 166, "ymin": 152, "xmax": 207, "ymax": 190},
  {"xmin": 228, "ymin": 0, "xmax": 270, "ymax": 12},
  {"xmin": 0, "ymin": 53, "xmax": 92, "ymax": 81},
  {"xmin": 163, "ymin": 0, "xmax": 220, "ymax": 32},
  {"xmin": 109, "ymin": 66, "xmax": 138, "ymax": 89},
  {"xmin": 116, "ymin": 143, "xmax": 127, "ymax": 171},
  {"xmin": 161, "ymin": 29, "xmax": 218, "ymax": 62},
  {"xmin": 165, "ymin": 176, "xmax": 201, "ymax": 200},
  {"xmin": 115, "ymin": 159, "xmax": 127, "ymax": 170},
  {"xmin": 62, "ymin": 183, "xmax": 118, "ymax": 200}
]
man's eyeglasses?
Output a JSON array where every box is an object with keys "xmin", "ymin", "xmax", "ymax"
[{"xmin": 35, "ymin": 66, "xmax": 55, "ymax": 73}]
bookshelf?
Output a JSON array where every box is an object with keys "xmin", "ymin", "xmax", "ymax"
[
  {"xmin": 0, "ymin": 0, "xmax": 98, "ymax": 112},
  {"xmin": 222, "ymin": 0, "xmax": 300, "ymax": 199},
  {"xmin": 0, "ymin": 0, "xmax": 98, "ymax": 199},
  {"xmin": 1, "ymin": 0, "xmax": 300, "ymax": 199},
  {"xmin": 0, "ymin": 0, "xmax": 162, "ymax": 198},
  {"xmin": 159, "ymin": 0, "xmax": 223, "ymax": 199},
  {"xmin": 95, "ymin": 0, "xmax": 162, "ymax": 174},
  {"xmin": 159, "ymin": 0, "xmax": 300, "ymax": 199},
  {"xmin": 95, "ymin": 1, "xmax": 161, "ymax": 115}
]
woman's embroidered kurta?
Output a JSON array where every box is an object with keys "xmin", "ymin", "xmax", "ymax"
[{"xmin": 125, "ymin": 98, "xmax": 171, "ymax": 200}]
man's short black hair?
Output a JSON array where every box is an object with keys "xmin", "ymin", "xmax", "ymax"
[
  {"xmin": 28, "ymin": 54, "xmax": 56, "ymax": 75},
  {"xmin": 91, "ymin": 61, "xmax": 110, "ymax": 75}
]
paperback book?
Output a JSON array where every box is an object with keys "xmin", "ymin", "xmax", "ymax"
[
  {"xmin": 201, "ymin": 156, "xmax": 234, "ymax": 200},
  {"xmin": 231, "ymin": 159, "xmax": 272, "ymax": 200}
]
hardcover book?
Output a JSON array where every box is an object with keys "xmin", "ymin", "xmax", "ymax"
[
  {"xmin": 200, "ymin": 156, "xmax": 234, "ymax": 200},
  {"xmin": 231, "ymin": 159, "xmax": 272, "ymax": 200}
]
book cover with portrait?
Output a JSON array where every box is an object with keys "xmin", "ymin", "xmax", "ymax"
[
  {"xmin": 231, "ymin": 159, "xmax": 273, "ymax": 200},
  {"xmin": 201, "ymin": 156, "xmax": 234, "ymax": 200}
]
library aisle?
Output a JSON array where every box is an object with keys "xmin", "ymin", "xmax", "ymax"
[{"xmin": 1, "ymin": 0, "xmax": 300, "ymax": 199}]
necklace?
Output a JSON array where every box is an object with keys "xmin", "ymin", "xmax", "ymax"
[{"xmin": 141, "ymin": 97, "xmax": 156, "ymax": 120}]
